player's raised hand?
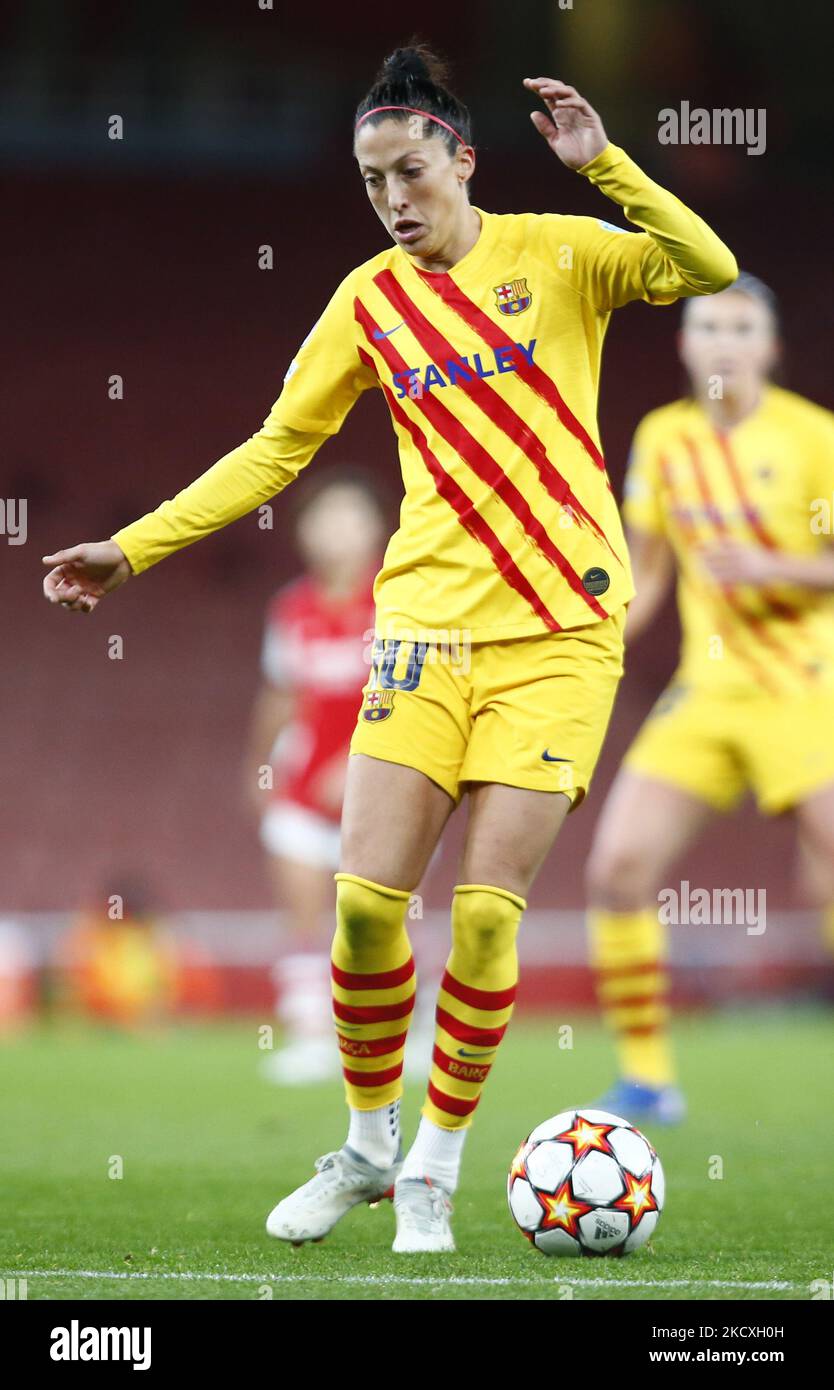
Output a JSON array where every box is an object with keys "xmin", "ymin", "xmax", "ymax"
[
  {"xmin": 42, "ymin": 541, "xmax": 132, "ymax": 613},
  {"xmin": 523, "ymin": 77, "xmax": 608, "ymax": 169}
]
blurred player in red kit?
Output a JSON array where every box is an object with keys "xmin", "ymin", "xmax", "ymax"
[{"xmin": 245, "ymin": 473, "xmax": 384, "ymax": 1082}]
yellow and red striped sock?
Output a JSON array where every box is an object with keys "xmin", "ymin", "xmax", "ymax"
[
  {"xmin": 586, "ymin": 907, "xmax": 675, "ymax": 1088},
  {"xmin": 331, "ymin": 872, "xmax": 415, "ymax": 1112},
  {"xmin": 422, "ymin": 884, "xmax": 525, "ymax": 1131}
]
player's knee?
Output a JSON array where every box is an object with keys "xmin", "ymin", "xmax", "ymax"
[
  {"xmin": 334, "ymin": 874, "xmax": 408, "ymax": 953},
  {"xmin": 452, "ymin": 887, "xmax": 523, "ymax": 975},
  {"xmin": 585, "ymin": 840, "xmax": 653, "ymax": 912}
]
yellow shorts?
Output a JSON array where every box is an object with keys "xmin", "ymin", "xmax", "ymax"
[
  {"xmin": 350, "ymin": 608, "xmax": 626, "ymax": 809},
  {"xmin": 625, "ymin": 678, "xmax": 834, "ymax": 814}
]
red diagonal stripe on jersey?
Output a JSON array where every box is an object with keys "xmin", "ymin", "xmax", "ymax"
[
  {"xmin": 427, "ymin": 1080, "xmax": 481, "ymax": 1118},
  {"xmin": 712, "ymin": 429, "xmax": 802, "ymax": 622},
  {"xmin": 358, "ymin": 347, "xmax": 563, "ymax": 631},
  {"xmin": 332, "ymin": 996, "xmax": 415, "ymax": 1025},
  {"xmin": 659, "ymin": 453, "xmax": 779, "ymax": 693},
  {"xmin": 441, "ymin": 968, "xmax": 517, "ymax": 1013},
  {"xmin": 413, "ymin": 268, "xmax": 607, "ymax": 473},
  {"xmin": 355, "ymin": 303, "xmax": 608, "ymax": 621},
  {"xmin": 331, "ymin": 957, "xmax": 415, "ymax": 991},
  {"xmin": 337, "ymin": 1031, "xmax": 408, "ymax": 1059},
  {"xmin": 432, "ymin": 1043, "xmax": 492, "ymax": 1085},
  {"xmin": 434, "ymin": 1005, "xmax": 509, "ymax": 1049},
  {"xmin": 373, "ymin": 269, "xmax": 620, "ymax": 561},
  {"xmin": 341, "ymin": 1062, "xmax": 404, "ymax": 1088},
  {"xmin": 681, "ymin": 435, "xmax": 811, "ymax": 678}
]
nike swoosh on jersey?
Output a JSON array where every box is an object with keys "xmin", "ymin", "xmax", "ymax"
[
  {"xmin": 373, "ymin": 322, "xmax": 404, "ymax": 339},
  {"xmin": 541, "ymin": 750, "xmax": 574, "ymax": 762}
]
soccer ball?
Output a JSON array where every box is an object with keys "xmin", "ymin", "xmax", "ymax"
[{"xmin": 507, "ymin": 1108, "xmax": 664, "ymax": 1256}]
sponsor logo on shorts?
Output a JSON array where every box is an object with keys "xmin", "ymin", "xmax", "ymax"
[
  {"xmin": 362, "ymin": 689, "xmax": 396, "ymax": 722},
  {"xmin": 542, "ymin": 750, "xmax": 573, "ymax": 763},
  {"xmin": 582, "ymin": 566, "xmax": 610, "ymax": 596}
]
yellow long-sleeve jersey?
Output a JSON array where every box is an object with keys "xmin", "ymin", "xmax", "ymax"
[
  {"xmin": 623, "ymin": 386, "xmax": 834, "ymax": 696},
  {"xmin": 111, "ymin": 143, "xmax": 737, "ymax": 640}
]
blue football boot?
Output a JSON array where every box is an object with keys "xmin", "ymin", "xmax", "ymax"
[{"xmin": 586, "ymin": 1078, "xmax": 686, "ymax": 1127}]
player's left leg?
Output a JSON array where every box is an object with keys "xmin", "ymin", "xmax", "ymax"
[
  {"xmin": 392, "ymin": 611, "xmax": 626, "ymax": 1252},
  {"xmin": 393, "ymin": 783, "xmax": 571, "ymax": 1252}
]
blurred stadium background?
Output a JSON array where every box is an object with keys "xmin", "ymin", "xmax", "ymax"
[{"xmin": 4, "ymin": 0, "xmax": 834, "ymax": 1025}]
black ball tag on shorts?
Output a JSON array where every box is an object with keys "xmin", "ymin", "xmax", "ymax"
[{"xmin": 582, "ymin": 567, "xmax": 610, "ymax": 596}]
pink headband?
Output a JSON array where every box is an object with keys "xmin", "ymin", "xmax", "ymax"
[{"xmin": 355, "ymin": 105, "xmax": 465, "ymax": 146}]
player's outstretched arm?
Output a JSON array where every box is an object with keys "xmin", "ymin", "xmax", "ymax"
[
  {"xmin": 41, "ymin": 419, "xmax": 328, "ymax": 614},
  {"xmin": 524, "ymin": 76, "xmax": 738, "ymax": 304},
  {"xmin": 42, "ymin": 541, "xmax": 132, "ymax": 614},
  {"xmin": 41, "ymin": 262, "xmax": 378, "ymax": 613}
]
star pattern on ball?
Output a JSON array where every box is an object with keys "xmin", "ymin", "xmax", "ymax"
[
  {"xmin": 612, "ymin": 1169, "xmax": 658, "ymax": 1229},
  {"xmin": 509, "ymin": 1140, "xmax": 534, "ymax": 1184},
  {"xmin": 537, "ymin": 1180, "xmax": 594, "ymax": 1238},
  {"xmin": 558, "ymin": 1115, "xmax": 617, "ymax": 1158}
]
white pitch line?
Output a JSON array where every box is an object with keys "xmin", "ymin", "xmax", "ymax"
[{"xmin": 7, "ymin": 1269, "xmax": 800, "ymax": 1291}]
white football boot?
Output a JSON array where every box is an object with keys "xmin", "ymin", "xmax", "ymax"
[
  {"xmin": 392, "ymin": 1176, "xmax": 455, "ymax": 1253},
  {"xmin": 266, "ymin": 1146, "xmax": 401, "ymax": 1246}
]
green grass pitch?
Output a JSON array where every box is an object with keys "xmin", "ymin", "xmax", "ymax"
[{"xmin": 2, "ymin": 1009, "xmax": 832, "ymax": 1301}]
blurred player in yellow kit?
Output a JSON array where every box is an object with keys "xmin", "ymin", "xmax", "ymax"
[
  {"xmin": 585, "ymin": 274, "xmax": 834, "ymax": 1124},
  {"xmin": 56, "ymin": 878, "xmax": 178, "ymax": 1028},
  {"xmin": 42, "ymin": 42, "xmax": 737, "ymax": 1250}
]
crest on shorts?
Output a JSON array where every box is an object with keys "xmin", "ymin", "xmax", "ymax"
[
  {"xmin": 362, "ymin": 689, "xmax": 396, "ymax": 722},
  {"xmin": 494, "ymin": 278, "xmax": 532, "ymax": 315}
]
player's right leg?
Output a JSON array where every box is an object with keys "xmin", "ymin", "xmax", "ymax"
[
  {"xmin": 584, "ymin": 769, "xmax": 715, "ymax": 1124},
  {"xmin": 266, "ymin": 753, "xmax": 455, "ymax": 1245}
]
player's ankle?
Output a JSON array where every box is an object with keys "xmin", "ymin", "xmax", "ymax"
[
  {"xmin": 346, "ymin": 1100, "xmax": 401, "ymax": 1169},
  {"xmin": 399, "ymin": 1116, "xmax": 468, "ymax": 1194}
]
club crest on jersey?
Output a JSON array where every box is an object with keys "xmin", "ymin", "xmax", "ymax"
[
  {"xmin": 362, "ymin": 689, "xmax": 396, "ymax": 722},
  {"xmin": 494, "ymin": 278, "xmax": 532, "ymax": 316}
]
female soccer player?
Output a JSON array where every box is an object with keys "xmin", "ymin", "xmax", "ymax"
[
  {"xmin": 584, "ymin": 274, "xmax": 834, "ymax": 1125},
  {"xmin": 42, "ymin": 43, "xmax": 736, "ymax": 1252}
]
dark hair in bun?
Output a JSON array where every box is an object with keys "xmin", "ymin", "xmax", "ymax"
[{"xmin": 354, "ymin": 37, "xmax": 473, "ymax": 157}]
